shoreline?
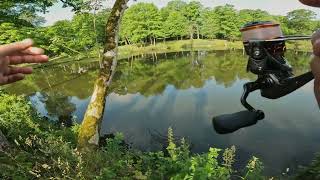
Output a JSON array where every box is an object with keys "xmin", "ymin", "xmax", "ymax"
[{"xmin": 46, "ymin": 39, "xmax": 313, "ymax": 62}]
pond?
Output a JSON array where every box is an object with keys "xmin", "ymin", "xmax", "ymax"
[{"xmin": 5, "ymin": 50, "xmax": 320, "ymax": 175}]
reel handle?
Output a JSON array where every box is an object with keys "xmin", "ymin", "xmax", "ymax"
[{"xmin": 212, "ymin": 110, "xmax": 265, "ymax": 134}]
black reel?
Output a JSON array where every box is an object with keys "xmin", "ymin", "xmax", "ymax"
[{"xmin": 213, "ymin": 21, "xmax": 314, "ymax": 134}]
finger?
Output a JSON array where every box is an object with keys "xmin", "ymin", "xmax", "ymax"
[
  {"xmin": 0, "ymin": 56, "xmax": 10, "ymax": 75},
  {"xmin": 0, "ymin": 74, "xmax": 25, "ymax": 85},
  {"xmin": 0, "ymin": 39, "xmax": 33, "ymax": 57},
  {"xmin": 310, "ymin": 55, "xmax": 320, "ymax": 78},
  {"xmin": 313, "ymin": 39, "xmax": 320, "ymax": 57},
  {"xmin": 312, "ymin": 30, "xmax": 320, "ymax": 45},
  {"xmin": 6, "ymin": 66, "xmax": 33, "ymax": 75},
  {"xmin": 22, "ymin": 47, "xmax": 45, "ymax": 55},
  {"xmin": 8, "ymin": 55, "xmax": 49, "ymax": 65}
]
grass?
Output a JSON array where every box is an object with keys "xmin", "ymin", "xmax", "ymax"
[{"xmin": 118, "ymin": 39, "xmax": 244, "ymax": 59}]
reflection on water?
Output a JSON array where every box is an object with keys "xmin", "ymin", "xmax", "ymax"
[{"xmin": 5, "ymin": 50, "xmax": 320, "ymax": 175}]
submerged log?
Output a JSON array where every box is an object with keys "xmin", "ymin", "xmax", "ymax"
[{"xmin": 78, "ymin": 0, "xmax": 129, "ymax": 149}]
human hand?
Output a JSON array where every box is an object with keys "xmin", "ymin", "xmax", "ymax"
[
  {"xmin": 311, "ymin": 55, "xmax": 320, "ymax": 78},
  {"xmin": 0, "ymin": 39, "xmax": 48, "ymax": 85},
  {"xmin": 311, "ymin": 30, "xmax": 320, "ymax": 57},
  {"xmin": 311, "ymin": 55, "xmax": 320, "ymax": 106}
]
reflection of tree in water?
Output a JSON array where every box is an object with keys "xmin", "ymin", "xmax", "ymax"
[
  {"xmin": 40, "ymin": 92, "xmax": 76, "ymax": 127},
  {"xmin": 285, "ymin": 51, "xmax": 311, "ymax": 75},
  {"xmin": 6, "ymin": 51, "xmax": 312, "ymax": 99},
  {"xmin": 6, "ymin": 61, "xmax": 99, "ymax": 98},
  {"xmin": 111, "ymin": 50, "xmax": 256, "ymax": 96}
]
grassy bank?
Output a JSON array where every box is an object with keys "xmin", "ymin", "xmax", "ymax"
[
  {"xmin": 118, "ymin": 39, "xmax": 313, "ymax": 59},
  {"xmin": 44, "ymin": 39, "xmax": 313, "ymax": 64},
  {"xmin": 118, "ymin": 39, "xmax": 244, "ymax": 59}
]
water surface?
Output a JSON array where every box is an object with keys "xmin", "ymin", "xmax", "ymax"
[{"xmin": 6, "ymin": 50, "xmax": 320, "ymax": 175}]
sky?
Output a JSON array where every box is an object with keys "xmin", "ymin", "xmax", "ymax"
[{"xmin": 42, "ymin": 0, "xmax": 320, "ymax": 26}]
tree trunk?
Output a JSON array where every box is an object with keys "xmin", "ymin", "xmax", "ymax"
[
  {"xmin": 78, "ymin": 0, "xmax": 129, "ymax": 149},
  {"xmin": 0, "ymin": 130, "xmax": 9, "ymax": 152},
  {"xmin": 149, "ymin": 36, "xmax": 153, "ymax": 45},
  {"xmin": 93, "ymin": 9, "xmax": 101, "ymax": 59},
  {"xmin": 125, "ymin": 36, "xmax": 130, "ymax": 45},
  {"xmin": 197, "ymin": 25, "xmax": 200, "ymax": 39}
]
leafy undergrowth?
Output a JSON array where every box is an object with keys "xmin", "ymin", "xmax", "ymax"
[
  {"xmin": 0, "ymin": 92, "xmax": 292, "ymax": 179},
  {"xmin": 296, "ymin": 154, "xmax": 320, "ymax": 180}
]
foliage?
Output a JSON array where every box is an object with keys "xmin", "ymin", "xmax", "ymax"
[
  {"xmin": 0, "ymin": 0, "xmax": 86, "ymax": 27},
  {"xmin": 296, "ymin": 153, "xmax": 320, "ymax": 180},
  {"xmin": 200, "ymin": 8, "xmax": 219, "ymax": 39},
  {"xmin": 0, "ymin": 93, "xmax": 267, "ymax": 179},
  {"xmin": 121, "ymin": 3, "xmax": 163, "ymax": 44},
  {"xmin": 212, "ymin": 4, "xmax": 240, "ymax": 40},
  {"xmin": 286, "ymin": 9, "xmax": 317, "ymax": 35},
  {"xmin": 243, "ymin": 157, "xmax": 265, "ymax": 180},
  {"xmin": 1, "ymin": 1, "xmax": 318, "ymax": 57}
]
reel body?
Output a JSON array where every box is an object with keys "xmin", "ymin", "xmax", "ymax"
[{"xmin": 213, "ymin": 21, "xmax": 314, "ymax": 134}]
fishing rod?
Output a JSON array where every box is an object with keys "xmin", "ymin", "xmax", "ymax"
[{"xmin": 212, "ymin": 21, "xmax": 314, "ymax": 134}]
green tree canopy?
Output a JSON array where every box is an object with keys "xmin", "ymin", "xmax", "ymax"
[
  {"xmin": 1, "ymin": 1, "xmax": 319, "ymax": 56},
  {"xmin": 286, "ymin": 9, "xmax": 317, "ymax": 34},
  {"xmin": 121, "ymin": 3, "xmax": 163, "ymax": 44},
  {"xmin": 213, "ymin": 4, "xmax": 240, "ymax": 40},
  {"xmin": 0, "ymin": 0, "xmax": 85, "ymax": 26}
]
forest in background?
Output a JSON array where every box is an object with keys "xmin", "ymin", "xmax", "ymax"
[{"xmin": 1, "ymin": 0, "xmax": 319, "ymax": 57}]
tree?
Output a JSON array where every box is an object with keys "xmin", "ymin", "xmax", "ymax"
[
  {"xmin": 44, "ymin": 20, "xmax": 77, "ymax": 55},
  {"xmin": 78, "ymin": 0, "xmax": 129, "ymax": 148},
  {"xmin": 120, "ymin": 3, "xmax": 162, "ymax": 44},
  {"xmin": 82, "ymin": 0, "xmax": 104, "ymax": 51},
  {"xmin": 182, "ymin": 1, "xmax": 203, "ymax": 39},
  {"xmin": 286, "ymin": 9, "xmax": 317, "ymax": 34},
  {"xmin": 159, "ymin": 0, "xmax": 187, "ymax": 22},
  {"xmin": 276, "ymin": 16, "xmax": 296, "ymax": 35},
  {"xmin": 163, "ymin": 11, "xmax": 189, "ymax": 40},
  {"xmin": 200, "ymin": 8, "xmax": 219, "ymax": 39},
  {"xmin": 238, "ymin": 9, "xmax": 273, "ymax": 27},
  {"xmin": 160, "ymin": 0, "xmax": 188, "ymax": 40},
  {"xmin": 0, "ymin": 0, "xmax": 85, "ymax": 27},
  {"xmin": 95, "ymin": 9, "xmax": 112, "ymax": 45},
  {"xmin": 213, "ymin": 4, "xmax": 240, "ymax": 40},
  {"xmin": 71, "ymin": 13, "xmax": 96, "ymax": 50}
]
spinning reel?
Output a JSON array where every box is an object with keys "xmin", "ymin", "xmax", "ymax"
[{"xmin": 213, "ymin": 21, "xmax": 314, "ymax": 134}]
